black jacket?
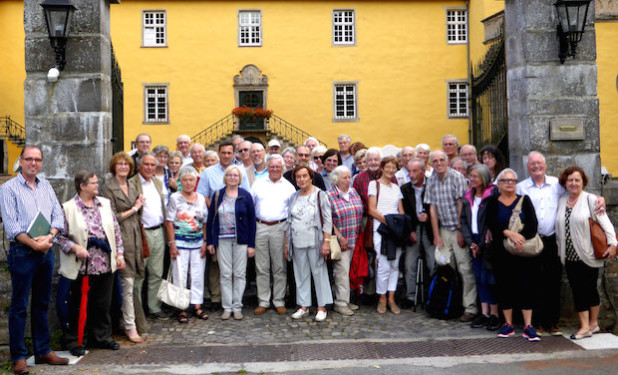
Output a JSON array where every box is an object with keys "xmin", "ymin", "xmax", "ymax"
[
  {"xmin": 377, "ymin": 214, "xmax": 413, "ymax": 260},
  {"xmin": 283, "ymin": 169, "xmax": 327, "ymax": 191},
  {"xmin": 400, "ymin": 181, "xmax": 433, "ymax": 242},
  {"xmin": 459, "ymin": 186, "xmax": 498, "ymax": 246}
]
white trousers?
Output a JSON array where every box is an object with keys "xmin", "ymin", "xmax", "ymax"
[
  {"xmin": 374, "ymin": 229, "xmax": 402, "ymax": 295},
  {"xmin": 172, "ymin": 249, "xmax": 206, "ymax": 305}
]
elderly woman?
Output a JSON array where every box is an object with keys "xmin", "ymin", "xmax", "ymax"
[
  {"xmin": 167, "ymin": 151, "xmax": 183, "ymax": 193},
  {"xmin": 327, "ymin": 166, "xmax": 364, "ymax": 315},
  {"xmin": 100, "ymin": 153, "xmax": 146, "ymax": 343},
  {"xmin": 415, "ymin": 144, "xmax": 433, "ymax": 177},
  {"xmin": 321, "ymin": 148, "xmax": 342, "ymax": 190},
  {"xmin": 486, "ymin": 168, "xmax": 540, "ymax": 341},
  {"xmin": 204, "ymin": 150, "xmax": 219, "ymax": 168},
  {"xmin": 480, "ymin": 146, "xmax": 506, "ymax": 182},
  {"xmin": 459, "ymin": 164, "xmax": 500, "ymax": 331},
  {"xmin": 349, "ymin": 142, "xmax": 367, "ymax": 175},
  {"xmin": 353, "ymin": 149, "xmax": 368, "ymax": 176},
  {"xmin": 153, "ymin": 145, "xmax": 172, "ymax": 204},
  {"xmin": 57, "ymin": 170, "xmax": 126, "ymax": 356},
  {"xmin": 286, "ymin": 166, "xmax": 333, "ymax": 322},
  {"xmin": 282, "ymin": 147, "xmax": 297, "ymax": 171},
  {"xmin": 367, "ymin": 156, "xmax": 405, "ymax": 314},
  {"xmin": 206, "ymin": 165, "xmax": 256, "ymax": 320},
  {"xmin": 555, "ymin": 166, "xmax": 617, "ymax": 339},
  {"xmin": 310, "ymin": 145, "xmax": 327, "ymax": 173},
  {"xmin": 165, "ymin": 166, "xmax": 209, "ymax": 323}
]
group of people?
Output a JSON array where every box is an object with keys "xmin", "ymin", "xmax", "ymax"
[{"xmin": 1, "ymin": 132, "xmax": 616, "ymax": 374}]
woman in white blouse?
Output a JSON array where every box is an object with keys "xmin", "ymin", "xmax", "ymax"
[{"xmin": 555, "ymin": 166, "xmax": 617, "ymax": 339}]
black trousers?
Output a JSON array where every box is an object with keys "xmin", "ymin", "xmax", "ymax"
[
  {"xmin": 565, "ymin": 261, "xmax": 600, "ymax": 312},
  {"xmin": 493, "ymin": 250, "xmax": 538, "ymax": 311},
  {"xmin": 66, "ymin": 272, "xmax": 114, "ymax": 349},
  {"xmin": 533, "ymin": 235, "xmax": 562, "ymax": 328}
]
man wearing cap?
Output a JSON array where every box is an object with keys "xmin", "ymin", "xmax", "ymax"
[{"xmin": 268, "ymin": 139, "xmax": 281, "ymax": 155}]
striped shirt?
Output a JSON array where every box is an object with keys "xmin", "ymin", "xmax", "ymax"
[{"xmin": 0, "ymin": 173, "xmax": 64, "ymax": 242}]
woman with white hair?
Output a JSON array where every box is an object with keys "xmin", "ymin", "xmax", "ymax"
[
  {"xmin": 327, "ymin": 166, "xmax": 364, "ymax": 315},
  {"xmin": 165, "ymin": 166, "xmax": 209, "ymax": 323},
  {"xmin": 206, "ymin": 165, "xmax": 256, "ymax": 320},
  {"xmin": 310, "ymin": 145, "xmax": 327, "ymax": 173},
  {"xmin": 204, "ymin": 150, "xmax": 219, "ymax": 168},
  {"xmin": 415, "ymin": 144, "xmax": 433, "ymax": 177},
  {"xmin": 281, "ymin": 147, "xmax": 297, "ymax": 171}
]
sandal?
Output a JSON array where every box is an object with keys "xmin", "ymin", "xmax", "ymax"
[
  {"xmin": 177, "ymin": 312, "xmax": 189, "ymax": 324},
  {"xmin": 194, "ymin": 308, "xmax": 209, "ymax": 320}
]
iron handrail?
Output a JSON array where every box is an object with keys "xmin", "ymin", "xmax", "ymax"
[
  {"xmin": 192, "ymin": 113, "xmax": 236, "ymax": 147},
  {"xmin": 268, "ymin": 114, "xmax": 326, "ymax": 147},
  {"xmin": 0, "ymin": 115, "xmax": 26, "ymax": 145}
]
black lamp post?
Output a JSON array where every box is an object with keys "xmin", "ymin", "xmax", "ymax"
[
  {"xmin": 40, "ymin": 0, "xmax": 77, "ymax": 71},
  {"xmin": 554, "ymin": 0, "xmax": 591, "ymax": 64}
]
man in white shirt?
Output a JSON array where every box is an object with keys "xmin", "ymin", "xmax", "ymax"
[
  {"xmin": 517, "ymin": 151, "xmax": 604, "ymax": 335},
  {"xmin": 177, "ymin": 135, "xmax": 193, "ymax": 166},
  {"xmin": 251, "ymin": 155, "xmax": 296, "ymax": 315},
  {"xmin": 129, "ymin": 152, "xmax": 168, "ymax": 320},
  {"xmin": 395, "ymin": 146, "xmax": 416, "ymax": 186}
]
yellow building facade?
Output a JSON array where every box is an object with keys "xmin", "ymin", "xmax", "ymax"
[{"xmin": 1, "ymin": 0, "xmax": 617, "ymax": 175}]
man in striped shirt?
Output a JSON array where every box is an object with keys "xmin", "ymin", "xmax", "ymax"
[{"xmin": 0, "ymin": 146, "xmax": 69, "ymax": 373}]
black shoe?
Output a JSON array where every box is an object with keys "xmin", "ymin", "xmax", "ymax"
[
  {"xmin": 90, "ymin": 340, "xmax": 120, "ymax": 350},
  {"xmin": 69, "ymin": 346, "xmax": 86, "ymax": 357},
  {"xmin": 149, "ymin": 311, "xmax": 170, "ymax": 321},
  {"xmin": 400, "ymin": 299, "xmax": 415, "ymax": 309},
  {"xmin": 471, "ymin": 314, "xmax": 489, "ymax": 328},
  {"xmin": 210, "ymin": 302, "xmax": 222, "ymax": 312},
  {"xmin": 486, "ymin": 315, "xmax": 502, "ymax": 331}
]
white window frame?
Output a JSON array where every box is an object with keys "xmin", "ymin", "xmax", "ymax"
[
  {"xmin": 446, "ymin": 8, "xmax": 468, "ymax": 44},
  {"xmin": 446, "ymin": 80, "xmax": 469, "ymax": 119},
  {"xmin": 142, "ymin": 10, "xmax": 167, "ymax": 47},
  {"xmin": 143, "ymin": 83, "xmax": 170, "ymax": 124},
  {"xmin": 332, "ymin": 9, "xmax": 356, "ymax": 46},
  {"xmin": 332, "ymin": 82, "xmax": 359, "ymax": 122},
  {"xmin": 238, "ymin": 9, "xmax": 262, "ymax": 47}
]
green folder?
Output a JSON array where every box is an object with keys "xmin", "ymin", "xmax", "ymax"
[{"xmin": 27, "ymin": 212, "xmax": 51, "ymax": 238}]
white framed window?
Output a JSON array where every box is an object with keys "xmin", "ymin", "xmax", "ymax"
[
  {"xmin": 238, "ymin": 10, "xmax": 262, "ymax": 47},
  {"xmin": 142, "ymin": 10, "xmax": 167, "ymax": 47},
  {"xmin": 333, "ymin": 82, "xmax": 358, "ymax": 121},
  {"xmin": 143, "ymin": 84, "xmax": 169, "ymax": 124},
  {"xmin": 333, "ymin": 9, "xmax": 355, "ymax": 46},
  {"xmin": 447, "ymin": 81, "xmax": 469, "ymax": 118},
  {"xmin": 446, "ymin": 9, "xmax": 467, "ymax": 44}
]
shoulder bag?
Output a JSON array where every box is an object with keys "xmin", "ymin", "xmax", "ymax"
[
  {"xmin": 317, "ymin": 191, "xmax": 341, "ymax": 260},
  {"xmin": 157, "ymin": 262, "xmax": 191, "ymax": 310},
  {"xmin": 503, "ymin": 197, "xmax": 543, "ymax": 257},
  {"xmin": 586, "ymin": 195, "xmax": 616, "ymax": 259}
]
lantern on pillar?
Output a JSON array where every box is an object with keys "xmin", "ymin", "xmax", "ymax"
[
  {"xmin": 40, "ymin": 0, "xmax": 77, "ymax": 71},
  {"xmin": 554, "ymin": 0, "xmax": 592, "ymax": 64}
]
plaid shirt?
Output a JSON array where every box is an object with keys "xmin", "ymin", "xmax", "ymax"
[
  {"xmin": 424, "ymin": 168, "xmax": 466, "ymax": 230},
  {"xmin": 327, "ymin": 187, "xmax": 364, "ymax": 250},
  {"xmin": 353, "ymin": 169, "xmax": 397, "ymax": 214}
]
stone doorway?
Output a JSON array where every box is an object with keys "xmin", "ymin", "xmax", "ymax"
[{"xmin": 233, "ymin": 65, "xmax": 268, "ymax": 131}]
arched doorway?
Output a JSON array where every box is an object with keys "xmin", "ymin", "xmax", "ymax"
[{"xmin": 233, "ymin": 64, "xmax": 268, "ymax": 130}]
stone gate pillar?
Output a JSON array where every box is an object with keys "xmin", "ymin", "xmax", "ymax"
[
  {"xmin": 24, "ymin": 0, "xmax": 119, "ymax": 201},
  {"xmin": 505, "ymin": 0, "xmax": 600, "ymax": 190}
]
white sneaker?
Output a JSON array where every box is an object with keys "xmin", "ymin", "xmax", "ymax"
[
  {"xmin": 315, "ymin": 310, "xmax": 327, "ymax": 322},
  {"xmin": 291, "ymin": 308, "xmax": 310, "ymax": 319}
]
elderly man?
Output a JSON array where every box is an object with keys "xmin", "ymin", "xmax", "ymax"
[
  {"xmin": 338, "ymin": 135, "xmax": 354, "ymax": 170},
  {"xmin": 196, "ymin": 140, "xmax": 250, "ymax": 311},
  {"xmin": 190, "ymin": 143, "xmax": 206, "ymax": 174},
  {"xmin": 238, "ymin": 140, "xmax": 253, "ymax": 168},
  {"xmin": 442, "ymin": 135, "xmax": 459, "ymax": 163},
  {"xmin": 400, "ymin": 158, "xmax": 435, "ymax": 309},
  {"xmin": 460, "ymin": 145, "xmax": 479, "ymax": 167},
  {"xmin": 516, "ymin": 151, "xmax": 604, "ymax": 335},
  {"xmin": 283, "ymin": 145, "xmax": 327, "ymax": 190},
  {"xmin": 251, "ymin": 155, "xmax": 296, "ymax": 315},
  {"xmin": 415, "ymin": 143, "xmax": 433, "ymax": 177},
  {"xmin": 177, "ymin": 135, "xmax": 192, "ymax": 166},
  {"xmin": 129, "ymin": 152, "xmax": 168, "ymax": 320},
  {"xmin": 304, "ymin": 137, "xmax": 319, "ymax": 152},
  {"xmin": 424, "ymin": 150, "xmax": 477, "ymax": 322},
  {"xmin": 268, "ymin": 139, "xmax": 282, "ymax": 155},
  {"xmin": 246, "ymin": 143, "xmax": 268, "ymax": 186},
  {"xmin": 0, "ymin": 146, "xmax": 69, "ymax": 373},
  {"xmin": 130, "ymin": 133, "xmax": 151, "ymax": 176},
  {"xmin": 395, "ymin": 146, "xmax": 416, "ymax": 186}
]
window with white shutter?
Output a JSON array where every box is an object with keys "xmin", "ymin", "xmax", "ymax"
[{"xmin": 143, "ymin": 10, "xmax": 167, "ymax": 47}]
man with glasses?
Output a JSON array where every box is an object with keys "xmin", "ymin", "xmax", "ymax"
[
  {"xmin": 238, "ymin": 140, "xmax": 253, "ymax": 169},
  {"xmin": 460, "ymin": 145, "xmax": 480, "ymax": 167},
  {"xmin": 442, "ymin": 135, "xmax": 459, "ymax": 163},
  {"xmin": 176, "ymin": 135, "xmax": 193, "ymax": 166},
  {"xmin": 231, "ymin": 135, "xmax": 244, "ymax": 165},
  {"xmin": 245, "ymin": 143, "xmax": 268, "ymax": 186},
  {"xmin": 0, "ymin": 146, "xmax": 69, "ymax": 373},
  {"xmin": 130, "ymin": 133, "xmax": 151, "ymax": 176},
  {"xmin": 425, "ymin": 150, "xmax": 477, "ymax": 322},
  {"xmin": 283, "ymin": 145, "xmax": 327, "ymax": 190}
]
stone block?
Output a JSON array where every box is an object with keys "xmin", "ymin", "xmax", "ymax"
[
  {"xmin": 523, "ymin": 30, "xmax": 560, "ymax": 63},
  {"xmin": 525, "ymin": 64, "xmax": 598, "ymax": 98},
  {"xmin": 26, "ymin": 77, "xmax": 112, "ymax": 114},
  {"xmin": 524, "ymin": 0, "xmax": 554, "ymax": 30},
  {"xmin": 26, "ymin": 114, "xmax": 109, "ymax": 144},
  {"xmin": 24, "ymin": 0, "xmax": 47, "ymax": 33},
  {"xmin": 24, "ymin": 78, "xmax": 51, "ymax": 116},
  {"xmin": 71, "ymin": 0, "xmax": 105, "ymax": 34},
  {"xmin": 528, "ymin": 97, "xmax": 599, "ymax": 116},
  {"xmin": 26, "ymin": 35, "xmax": 111, "ymax": 74}
]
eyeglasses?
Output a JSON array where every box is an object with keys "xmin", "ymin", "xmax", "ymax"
[
  {"xmin": 297, "ymin": 153, "xmax": 309, "ymax": 157},
  {"xmin": 23, "ymin": 157, "xmax": 43, "ymax": 163},
  {"xmin": 239, "ymin": 148, "xmax": 250, "ymax": 152},
  {"xmin": 314, "ymin": 156, "xmax": 322, "ymax": 160},
  {"xmin": 499, "ymin": 179, "xmax": 518, "ymax": 185}
]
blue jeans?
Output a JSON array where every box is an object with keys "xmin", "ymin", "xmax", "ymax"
[{"xmin": 8, "ymin": 243, "xmax": 54, "ymax": 362}]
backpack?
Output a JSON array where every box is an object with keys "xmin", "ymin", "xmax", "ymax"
[{"xmin": 425, "ymin": 265, "xmax": 463, "ymax": 320}]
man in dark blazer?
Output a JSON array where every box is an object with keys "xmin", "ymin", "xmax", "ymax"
[{"xmin": 400, "ymin": 158, "xmax": 435, "ymax": 309}]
